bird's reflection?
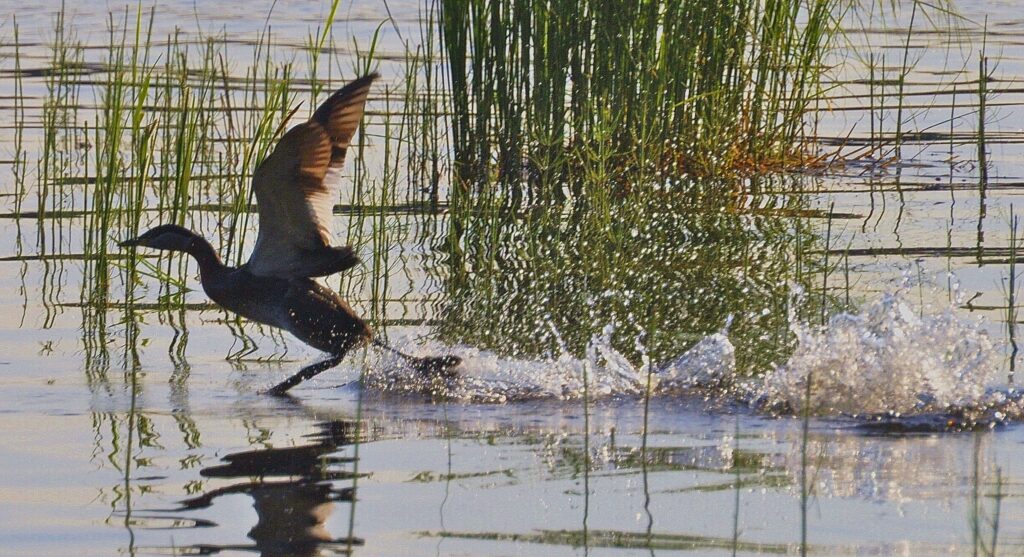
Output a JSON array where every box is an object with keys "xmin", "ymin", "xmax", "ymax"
[{"xmin": 177, "ymin": 420, "xmax": 363, "ymax": 556}]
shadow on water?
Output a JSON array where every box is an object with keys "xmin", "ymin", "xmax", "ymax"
[{"xmin": 139, "ymin": 420, "xmax": 365, "ymax": 556}]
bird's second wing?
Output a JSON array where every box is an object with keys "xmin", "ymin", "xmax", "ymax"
[{"xmin": 247, "ymin": 73, "xmax": 378, "ymax": 278}]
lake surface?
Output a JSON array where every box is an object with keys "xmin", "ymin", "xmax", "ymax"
[{"xmin": 3, "ymin": 1, "xmax": 1024, "ymax": 555}]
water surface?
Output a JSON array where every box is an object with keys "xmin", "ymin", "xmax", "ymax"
[{"xmin": 2, "ymin": 1, "xmax": 1024, "ymax": 555}]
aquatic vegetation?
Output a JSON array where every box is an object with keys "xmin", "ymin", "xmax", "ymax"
[
  {"xmin": 437, "ymin": 0, "xmax": 842, "ymax": 193},
  {"xmin": 1, "ymin": 0, "xmax": 880, "ymax": 381},
  {"xmin": 0, "ymin": 0, "xmax": 1009, "ymax": 403},
  {"xmin": 0, "ymin": 0, "xmax": 1010, "ymax": 417}
]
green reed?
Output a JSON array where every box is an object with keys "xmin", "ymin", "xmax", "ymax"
[
  {"xmin": 421, "ymin": 0, "xmax": 841, "ymax": 368},
  {"xmin": 437, "ymin": 0, "xmax": 840, "ymax": 202},
  {"xmin": 122, "ymin": 5, "xmax": 157, "ymax": 366},
  {"xmin": 12, "ymin": 0, "xmax": 841, "ymax": 379},
  {"xmin": 81, "ymin": 10, "xmax": 130, "ymax": 374},
  {"xmin": 368, "ymin": 85, "xmax": 399, "ymax": 328},
  {"xmin": 5, "ymin": 3, "xmax": 318, "ymax": 367},
  {"xmin": 820, "ymin": 202, "xmax": 834, "ymax": 325},
  {"xmin": 223, "ymin": 58, "xmax": 295, "ymax": 269},
  {"xmin": 39, "ymin": 5, "xmax": 81, "ymax": 223},
  {"xmin": 36, "ymin": 6, "xmax": 84, "ymax": 337},
  {"xmin": 11, "ymin": 16, "xmax": 26, "ymax": 221},
  {"xmin": 408, "ymin": 1, "xmax": 445, "ymax": 205},
  {"xmin": 306, "ymin": 0, "xmax": 343, "ymax": 113},
  {"xmin": 977, "ymin": 18, "xmax": 990, "ymax": 181},
  {"xmin": 891, "ymin": 2, "xmax": 916, "ymax": 160}
]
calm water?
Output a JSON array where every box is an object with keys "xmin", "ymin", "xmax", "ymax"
[{"xmin": 3, "ymin": 1, "xmax": 1024, "ymax": 555}]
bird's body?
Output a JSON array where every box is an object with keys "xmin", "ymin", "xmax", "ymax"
[
  {"xmin": 122, "ymin": 73, "xmax": 459, "ymax": 394},
  {"xmin": 201, "ymin": 264, "xmax": 370, "ymax": 356},
  {"xmin": 211, "ymin": 273, "xmax": 367, "ymax": 355}
]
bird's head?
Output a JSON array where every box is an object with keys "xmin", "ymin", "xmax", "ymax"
[{"xmin": 119, "ymin": 224, "xmax": 199, "ymax": 252}]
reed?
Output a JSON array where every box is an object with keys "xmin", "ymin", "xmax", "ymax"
[
  {"xmin": 821, "ymin": 202, "xmax": 834, "ymax": 325},
  {"xmin": 222, "ymin": 36, "xmax": 297, "ymax": 269},
  {"xmin": 122, "ymin": 5, "xmax": 157, "ymax": 367},
  {"xmin": 11, "ymin": 16, "xmax": 27, "ymax": 221},
  {"xmin": 890, "ymin": 1, "xmax": 917, "ymax": 160},
  {"xmin": 426, "ymin": 0, "xmax": 841, "ymax": 368},
  {"xmin": 437, "ymin": 0, "xmax": 841, "ymax": 203},
  {"xmin": 5, "ymin": 3, "xmax": 321, "ymax": 366},
  {"xmin": 1005, "ymin": 206, "xmax": 1019, "ymax": 382},
  {"xmin": 306, "ymin": 0, "xmax": 343, "ymax": 112},
  {"xmin": 11, "ymin": 0, "xmax": 842, "ymax": 377},
  {"xmin": 977, "ymin": 18, "xmax": 990, "ymax": 182}
]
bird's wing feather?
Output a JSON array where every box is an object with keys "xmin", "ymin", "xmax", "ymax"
[{"xmin": 247, "ymin": 73, "xmax": 378, "ymax": 278}]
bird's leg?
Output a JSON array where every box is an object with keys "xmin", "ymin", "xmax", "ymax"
[
  {"xmin": 265, "ymin": 354, "xmax": 345, "ymax": 396},
  {"xmin": 371, "ymin": 338, "xmax": 462, "ymax": 378},
  {"xmin": 372, "ymin": 337, "xmax": 418, "ymax": 360},
  {"xmin": 266, "ymin": 339, "xmax": 462, "ymax": 396}
]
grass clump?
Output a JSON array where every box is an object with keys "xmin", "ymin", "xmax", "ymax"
[
  {"xmin": 430, "ymin": 0, "xmax": 841, "ymax": 368},
  {"xmin": 438, "ymin": 0, "xmax": 841, "ymax": 202}
]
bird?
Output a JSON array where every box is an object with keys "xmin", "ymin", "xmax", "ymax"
[{"xmin": 120, "ymin": 73, "xmax": 460, "ymax": 395}]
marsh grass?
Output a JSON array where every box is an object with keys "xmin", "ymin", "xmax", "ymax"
[
  {"xmin": 4, "ymin": 0, "xmax": 908, "ymax": 379},
  {"xmin": 11, "ymin": 16, "xmax": 27, "ymax": 223},
  {"xmin": 5, "ymin": 0, "xmax": 983, "ymax": 380},
  {"xmin": 1003, "ymin": 206, "xmax": 1020, "ymax": 381},
  {"xmin": 977, "ymin": 19, "xmax": 990, "ymax": 183},
  {"xmin": 14, "ymin": 4, "xmax": 384, "ymax": 364},
  {"xmin": 437, "ymin": 0, "xmax": 842, "ymax": 204}
]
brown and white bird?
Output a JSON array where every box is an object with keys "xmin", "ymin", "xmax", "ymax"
[{"xmin": 120, "ymin": 73, "xmax": 460, "ymax": 395}]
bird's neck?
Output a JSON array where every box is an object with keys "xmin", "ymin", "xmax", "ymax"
[{"xmin": 185, "ymin": 236, "xmax": 228, "ymax": 281}]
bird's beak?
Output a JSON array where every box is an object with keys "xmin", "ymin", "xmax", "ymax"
[{"xmin": 118, "ymin": 237, "xmax": 140, "ymax": 248}]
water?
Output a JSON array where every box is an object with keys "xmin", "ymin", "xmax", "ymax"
[
  {"xmin": 4, "ymin": 0, "xmax": 1024, "ymax": 555},
  {"xmin": 764, "ymin": 285, "xmax": 1002, "ymax": 416}
]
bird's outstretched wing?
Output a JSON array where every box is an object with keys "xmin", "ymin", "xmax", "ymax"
[{"xmin": 247, "ymin": 73, "xmax": 378, "ymax": 278}]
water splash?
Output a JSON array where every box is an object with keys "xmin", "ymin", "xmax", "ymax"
[
  {"xmin": 658, "ymin": 316, "xmax": 736, "ymax": 390},
  {"xmin": 759, "ymin": 288, "xmax": 1003, "ymax": 417},
  {"xmin": 365, "ymin": 324, "xmax": 736, "ymax": 403},
  {"xmin": 365, "ymin": 285, "xmax": 1017, "ymax": 427}
]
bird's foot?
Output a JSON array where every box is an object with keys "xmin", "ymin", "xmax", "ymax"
[{"xmin": 410, "ymin": 355, "xmax": 462, "ymax": 379}]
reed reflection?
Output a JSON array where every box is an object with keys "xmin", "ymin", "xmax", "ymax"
[{"xmin": 435, "ymin": 177, "xmax": 828, "ymax": 374}]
